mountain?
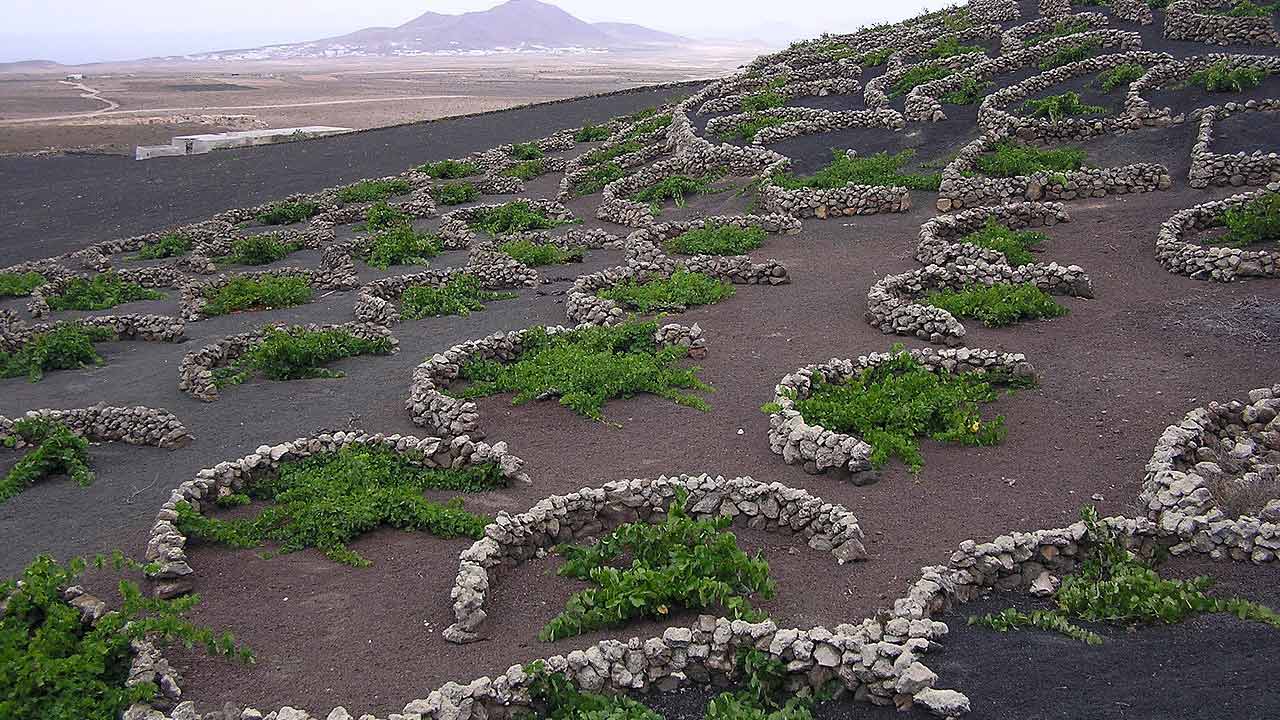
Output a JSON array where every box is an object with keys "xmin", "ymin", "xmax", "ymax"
[
  {"xmin": 183, "ymin": 0, "xmax": 692, "ymax": 61},
  {"xmin": 0, "ymin": 59, "xmax": 64, "ymax": 72}
]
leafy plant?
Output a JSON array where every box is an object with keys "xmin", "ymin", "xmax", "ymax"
[
  {"xmin": 719, "ymin": 114, "xmax": 791, "ymax": 142},
  {"xmin": 174, "ymin": 446, "xmax": 503, "ymax": 566},
  {"xmin": 218, "ymin": 234, "xmax": 302, "ymax": 266},
  {"xmin": 454, "ymin": 321, "xmax": 713, "ymax": 422},
  {"xmin": 0, "ymin": 271, "xmax": 47, "ymax": 298},
  {"xmin": 470, "ymin": 201, "xmax": 566, "ymax": 236},
  {"xmin": 521, "ymin": 662, "xmax": 663, "ymax": 720},
  {"xmin": 583, "ymin": 139, "xmax": 644, "ymax": 166},
  {"xmin": 1189, "ymin": 61, "xmax": 1269, "ymax": 93},
  {"xmin": 790, "ymin": 346, "xmax": 1031, "ymax": 471},
  {"xmin": 632, "ymin": 175, "xmax": 719, "ymax": 207},
  {"xmin": 1218, "ymin": 192, "xmax": 1280, "ymax": 248},
  {"xmin": 890, "ymin": 66, "xmax": 951, "ymax": 98},
  {"xmin": 973, "ymin": 140, "xmax": 1086, "ymax": 177},
  {"xmin": 928, "ymin": 36, "xmax": 983, "ymax": 59},
  {"xmin": 211, "ymin": 326, "xmax": 394, "ymax": 388},
  {"xmin": 926, "ymin": 282, "xmax": 1069, "ymax": 327},
  {"xmin": 664, "ymin": 224, "xmax": 766, "ymax": 255},
  {"xmin": 510, "ymin": 142, "xmax": 545, "ymax": 161},
  {"xmin": 969, "ymin": 506, "xmax": 1280, "ymax": 644},
  {"xmin": 598, "ymin": 269, "xmax": 735, "ymax": 312},
  {"xmin": 940, "ymin": 77, "xmax": 993, "ymax": 105},
  {"xmin": 0, "ymin": 324, "xmax": 114, "ymax": 382},
  {"xmin": 363, "ymin": 224, "xmax": 439, "ymax": 269},
  {"xmin": 135, "ymin": 233, "xmax": 191, "ymax": 260},
  {"xmin": 1220, "ymin": 0, "xmax": 1275, "ymax": 17},
  {"xmin": 336, "ymin": 178, "xmax": 410, "ymax": 203},
  {"xmin": 570, "ymin": 162, "xmax": 625, "ymax": 196},
  {"xmin": 539, "ymin": 488, "xmax": 774, "ymax": 641},
  {"xmin": 44, "ymin": 273, "xmax": 162, "ymax": 311},
  {"xmin": 0, "ymin": 553, "xmax": 250, "ymax": 720},
  {"xmin": 418, "ymin": 159, "xmax": 479, "ymax": 179},
  {"xmin": 626, "ymin": 113, "xmax": 673, "ymax": 139},
  {"xmin": 705, "ymin": 649, "xmax": 817, "ymax": 720},
  {"xmin": 742, "ymin": 90, "xmax": 786, "ymax": 112},
  {"xmin": 255, "ymin": 200, "xmax": 319, "ymax": 226},
  {"xmin": 960, "ymin": 218, "xmax": 1047, "ymax": 266},
  {"xmin": 499, "ymin": 239, "xmax": 584, "ymax": 266},
  {"xmin": 574, "ymin": 123, "xmax": 612, "ymax": 142},
  {"xmin": 362, "ymin": 201, "xmax": 411, "ymax": 232},
  {"xmin": 1022, "ymin": 92, "xmax": 1107, "ymax": 121},
  {"xmin": 772, "ymin": 149, "xmax": 940, "ymax": 191},
  {"xmin": 0, "ymin": 418, "xmax": 92, "ymax": 502},
  {"xmin": 503, "ymin": 159, "xmax": 548, "ymax": 180},
  {"xmin": 1098, "ymin": 63, "xmax": 1146, "ymax": 92},
  {"xmin": 858, "ymin": 47, "xmax": 893, "ymax": 66},
  {"xmin": 1038, "ymin": 40, "xmax": 1101, "ymax": 70},
  {"xmin": 431, "ymin": 182, "xmax": 480, "ymax": 206},
  {"xmin": 400, "ymin": 274, "xmax": 516, "ymax": 319},
  {"xmin": 1025, "ymin": 19, "xmax": 1090, "ymax": 47},
  {"xmin": 200, "ymin": 275, "xmax": 313, "ymax": 316}
]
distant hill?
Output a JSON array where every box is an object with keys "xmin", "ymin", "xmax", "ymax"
[
  {"xmin": 180, "ymin": 0, "xmax": 693, "ymax": 61},
  {"xmin": 0, "ymin": 59, "xmax": 64, "ymax": 72}
]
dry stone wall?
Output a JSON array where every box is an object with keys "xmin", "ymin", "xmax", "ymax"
[
  {"xmin": 0, "ymin": 313, "xmax": 185, "ymax": 353},
  {"xmin": 1189, "ymin": 100, "xmax": 1280, "ymax": 188},
  {"xmin": 1155, "ymin": 182, "xmax": 1280, "ymax": 280},
  {"xmin": 1164, "ymin": 0, "xmax": 1280, "ymax": 46},
  {"xmin": 0, "ymin": 404, "xmax": 191, "ymax": 449}
]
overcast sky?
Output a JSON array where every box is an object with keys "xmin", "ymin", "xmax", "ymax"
[{"xmin": 2, "ymin": 0, "xmax": 952, "ymax": 64}]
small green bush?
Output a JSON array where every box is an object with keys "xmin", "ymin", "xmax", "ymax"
[
  {"xmin": 632, "ymin": 175, "xmax": 718, "ymax": 206},
  {"xmin": 583, "ymin": 139, "xmax": 643, "ymax": 166},
  {"xmin": 926, "ymin": 282, "xmax": 1069, "ymax": 327},
  {"xmin": 928, "ymin": 36, "xmax": 983, "ymax": 59},
  {"xmin": 0, "ymin": 271, "xmax": 47, "ymax": 298},
  {"xmin": 718, "ymin": 114, "xmax": 791, "ymax": 142},
  {"xmin": 570, "ymin": 162, "xmax": 625, "ymax": 196},
  {"xmin": 336, "ymin": 178, "xmax": 410, "ymax": 204},
  {"xmin": 470, "ymin": 201, "xmax": 565, "ymax": 236},
  {"xmin": 970, "ymin": 506, "xmax": 1280, "ymax": 644},
  {"xmin": 540, "ymin": 488, "xmax": 774, "ymax": 641},
  {"xmin": 1098, "ymin": 63, "xmax": 1146, "ymax": 92},
  {"xmin": 498, "ymin": 239, "xmax": 583, "ymax": 266},
  {"xmin": 772, "ymin": 149, "xmax": 941, "ymax": 191},
  {"xmin": 1220, "ymin": 0, "xmax": 1275, "ymax": 17},
  {"xmin": 1, "ymin": 418, "xmax": 92, "ymax": 502},
  {"xmin": 973, "ymin": 140, "xmax": 1087, "ymax": 177},
  {"xmin": 960, "ymin": 218, "xmax": 1047, "ymax": 266},
  {"xmin": 1038, "ymin": 40, "xmax": 1101, "ymax": 70},
  {"xmin": 454, "ymin": 320, "xmax": 713, "ymax": 422},
  {"xmin": 705, "ymin": 650, "xmax": 819, "ymax": 720},
  {"xmin": 502, "ymin": 159, "xmax": 548, "ymax": 180},
  {"xmin": 400, "ymin": 275, "xmax": 516, "ymax": 319},
  {"xmin": 0, "ymin": 323, "xmax": 115, "ymax": 382},
  {"xmin": 135, "ymin": 233, "xmax": 191, "ymax": 260},
  {"xmin": 1022, "ymin": 92, "xmax": 1107, "ymax": 121},
  {"xmin": 790, "ymin": 346, "xmax": 1031, "ymax": 471},
  {"xmin": 1218, "ymin": 192, "xmax": 1280, "ymax": 248},
  {"xmin": 218, "ymin": 234, "xmax": 302, "ymax": 266},
  {"xmin": 363, "ymin": 224, "xmax": 439, "ymax": 269},
  {"xmin": 664, "ymin": 223, "xmax": 766, "ymax": 255},
  {"xmin": 212, "ymin": 327, "xmax": 394, "ymax": 388},
  {"xmin": 201, "ymin": 275, "xmax": 313, "ymax": 316},
  {"xmin": 1189, "ymin": 61, "xmax": 1269, "ymax": 93},
  {"xmin": 431, "ymin": 182, "xmax": 480, "ymax": 206},
  {"xmin": 890, "ymin": 66, "xmax": 951, "ymax": 98},
  {"xmin": 940, "ymin": 77, "xmax": 993, "ymax": 105},
  {"xmin": 255, "ymin": 200, "xmax": 319, "ymax": 226},
  {"xmin": 523, "ymin": 663, "xmax": 664, "ymax": 720},
  {"xmin": 626, "ymin": 113, "xmax": 673, "ymax": 138},
  {"xmin": 510, "ymin": 142, "xmax": 544, "ymax": 161},
  {"xmin": 0, "ymin": 554, "xmax": 250, "ymax": 720},
  {"xmin": 1025, "ymin": 19, "xmax": 1090, "ymax": 47},
  {"xmin": 174, "ymin": 446, "xmax": 502, "ymax": 566},
  {"xmin": 362, "ymin": 201, "xmax": 411, "ymax": 232},
  {"xmin": 418, "ymin": 159, "xmax": 479, "ymax": 179},
  {"xmin": 598, "ymin": 269, "xmax": 735, "ymax": 312},
  {"xmin": 574, "ymin": 123, "xmax": 612, "ymax": 142},
  {"xmin": 741, "ymin": 90, "xmax": 785, "ymax": 112},
  {"xmin": 45, "ymin": 273, "xmax": 162, "ymax": 312}
]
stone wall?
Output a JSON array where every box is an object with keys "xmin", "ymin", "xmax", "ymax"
[
  {"xmin": 761, "ymin": 173, "xmax": 912, "ymax": 219},
  {"xmin": 766, "ymin": 347, "xmax": 1036, "ymax": 480},
  {"xmin": 0, "ymin": 313, "xmax": 185, "ymax": 353},
  {"xmin": 438, "ymin": 199, "xmax": 575, "ymax": 249},
  {"xmin": 176, "ymin": 246, "xmax": 359, "ymax": 322},
  {"xmin": 1164, "ymin": 0, "xmax": 1280, "ymax": 46},
  {"xmin": 27, "ymin": 266, "xmax": 184, "ymax": 318},
  {"xmin": 1111, "ymin": 0, "xmax": 1155, "ymax": 25},
  {"xmin": 444, "ymin": 473, "xmax": 869, "ymax": 643},
  {"xmin": 751, "ymin": 108, "xmax": 906, "ymax": 145},
  {"xmin": 1189, "ymin": 100, "xmax": 1280, "ymax": 188},
  {"xmin": 1000, "ymin": 13, "xmax": 1111, "ymax": 51},
  {"xmin": 1155, "ymin": 182, "xmax": 1280, "ymax": 280},
  {"xmin": 0, "ymin": 404, "xmax": 191, "ymax": 448},
  {"xmin": 915, "ymin": 201, "xmax": 1070, "ymax": 266}
]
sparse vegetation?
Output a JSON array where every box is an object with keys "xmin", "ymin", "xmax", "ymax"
[
  {"xmin": 1098, "ymin": 63, "xmax": 1147, "ymax": 93},
  {"xmin": 361, "ymin": 201, "xmax": 411, "ymax": 232},
  {"xmin": 363, "ymin": 224, "xmax": 440, "ymax": 269},
  {"xmin": 0, "ymin": 271, "xmax": 48, "ymax": 298},
  {"xmin": 973, "ymin": 140, "xmax": 1087, "ymax": 177},
  {"xmin": 1188, "ymin": 61, "xmax": 1269, "ymax": 93},
  {"xmin": 212, "ymin": 326, "xmax": 394, "ymax": 388},
  {"xmin": 336, "ymin": 178, "xmax": 410, "ymax": 204},
  {"xmin": 510, "ymin": 142, "xmax": 545, "ymax": 161},
  {"xmin": 960, "ymin": 218, "xmax": 1048, "ymax": 266},
  {"xmin": 200, "ymin": 275, "xmax": 313, "ymax": 316},
  {"xmin": 135, "ymin": 233, "xmax": 192, "ymax": 260},
  {"xmin": 772, "ymin": 149, "xmax": 941, "ymax": 191},
  {"xmin": 400, "ymin": 274, "xmax": 516, "ymax": 319},
  {"xmin": 255, "ymin": 200, "xmax": 319, "ymax": 226},
  {"xmin": 418, "ymin": 159, "xmax": 479, "ymax": 179},
  {"xmin": 454, "ymin": 320, "xmax": 713, "ymax": 422},
  {"xmin": 889, "ymin": 65, "xmax": 952, "ymax": 98},
  {"xmin": 626, "ymin": 113, "xmax": 673, "ymax": 139},
  {"xmin": 499, "ymin": 239, "xmax": 583, "ymax": 266},
  {"xmin": 1039, "ymin": 40, "xmax": 1101, "ymax": 70},
  {"xmin": 502, "ymin": 159, "xmax": 548, "ymax": 180},
  {"xmin": 598, "ymin": 269, "xmax": 735, "ymax": 312},
  {"xmin": 570, "ymin": 162, "xmax": 625, "ymax": 196},
  {"xmin": 926, "ymin": 282, "xmax": 1069, "ymax": 327},
  {"xmin": 664, "ymin": 223, "xmax": 766, "ymax": 255},
  {"xmin": 1025, "ymin": 19, "xmax": 1090, "ymax": 47},
  {"xmin": 1, "ymin": 418, "xmax": 92, "ymax": 503},
  {"xmin": 0, "ymin": 323, "xmax": 115, "ymax": 382},
  {"xmin": 741, "ymin": 90, "xmax": 786, "ymax": 112},
  {"xmin": 1217, "ymin": 0, "xmax": 1277, "ymax": 17},
  {"xmin": 1022, "ymin": 92, "xmax": 1107, "ymax": 121},
  {"xmin": 941, "ymin": 77, "xmax": 993, "ymax": 105},
  {"xmin": 718, "ymin": 114, "xmax": 791, "ymax": 142},
  {"xmin": 583, "ymin": 139, "xmax": 644, "ymax": 166},
  {"xmin": 218, "ymin": 234, "xmax": 302, "ymax": 266},
  {"xmin": 539, "ymin": 488, "xmax": 773, "ymax": 641},
  {"xmin": 574, "ymin": 123, "xmax": 611, "ymax": 142},
  {"xmin": 45, "ymin": 273, "xmax": 162, "ymax": 311},
  {"xmin": 928, "ymin": 36, "xmax": 983, "ymax": 59},
  {"xmin": 632, "ymin": 174, "xmax": 719, "ymax": 207},
  {"xmin": 174, "ymin": 446, "xmax": 502, "ymax": 566},
  {"xmin": 431, "ymin": 182, "xmax": 481, "ymax": 206},
  {"xmin": 1217, "ymin": 192, "xmax": 1280, "ymax": 248},
  {"xmin": 470, "ymin": 201, "xmax": 567, "ymax": 236}
]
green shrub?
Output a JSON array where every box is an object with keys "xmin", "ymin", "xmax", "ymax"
[
  {"xmin": 362, "ymin": 201, "xmax": 410, "ymax": 232},
  {"xmin": 174, "ymin": 446, "xmax": 501, "ymax": 566},
  {"xmin": 400, "ymin": 275, "xmax": 516, "ymax": 319},
  {"xmin": 1025, "ymin": 19, "xmax": 1090, "ymax": 47},
  {"xmin": 1038, "ymin": 40, "xmax": 1101, "ymax": 70},
  {"xmin": 336, "ymin": 178, "xmax": 410, "ymax": 203},
  {"xmin": 0, "ymin": 271, "xmax": 47, "ymax": 298},
  {"xmin": 926, "ymin": 282, "xmax": 1069, "ymax": 327},
  {"xmin": 510, "ymin": 142, "xmax": 545, "ymax": 161},
  {"xmin": 44, "ymin": 273, "xmax": 162, "ymax": 312},
  {"xmin": 705, "ymin": 650, "xmax": 818, "ymax": 720},
  {"xmin": 940, "ymin": 77, "xmax": 993, "ymax": 105},
  {"xmin": 418, "ymin": 159, "xmax": 479, "ymax": 179},
  {"xmin": 363, "ymin": 224, "xmax": 439, "ymax": 269},
  {"xmin": 502, "ymin": 159, "xmax": 548, "ymax": 180},
  {"xmin": 431, "ymin": 182, "xmax": 480, "ymax": 206},
  {"xmin": 135, "ymin": 233, "xmax": 191, "ymax": 260},
  {"xmin": 789, "ymin": 346, "xmax": 1031, "ymax": 471},
  {"xmin": 890, "ymin": 66, "xmax": 951, "ymax": 98},
  {"xmin": 771, "ymin": 149, "xmax": 941, "ymax": 191},
  {"xmin": 0, "ymin": 324, "xmax": 114, "ymax": 382},
  {"xmin": 454, "ymin": 321, "xmax": 713, "ymax": 422},
  {"xmin": 960, "ymin": 218, "xmax": 1047, "ymax": 266},
  {"xmin": 255, "ymin": 200, "xmax": 319, "ymax": 226},
  {"xmin": 523, "ymin": 663, "xmax": 663, "ymax": 720},
  {"xmin": 1220, "ymin": 0, "xmax": 1274, "ymax": 17},
  {"xmin": 470, "ymin": 201, "xmax": 565, "ymax": 236},
  {"xmin": 499, "ymin": 239, "xmax": 584, "ymax": 266},
  {"xmin": 201, "ymin": 275, "xmax": 313, "ymax": 316},
  {"xmin": 598, "ymin": 269, "xmax": 735, "ymax": 312},
  {"xmin": 626, "ymin": 113, "xmax": 673, "ymax": 138},
  {"xmin": 625, "ymin": 106, "xmax": 659, "ymax": 122},
  {"xmin": 1098, "ymin": 63, "xmax": 1146, "ymax": 93},
  {"xmin": 741, "ymin": 90, "xmax": 786, "ymax": 112},
  {"xmin": 1189, "ymin": 61, "xmax": 1269, "ymax": 93},
  {"xmin": 1218, "ymin": 192, "xmax": 1280, "ymax": 248},
  {"xmin": 0, "ymin": 554, "xmax": 250, "ymax": 720},
  {"xmin": 1022, "ymin": 92, "xmax": 1107, "ymax": 121},
  {"xmin": 570, "ymin": 162, "xmax": 625, "ymax": 196},
  {"xmin": 584, "ymin": 139, "xmax": 643, "ymax": 166},
  {"xmin": 973, "ymin": 140, "xmax": 1087, "ymax": 177},
  {"xmin": 632, "ymin": 175, "xmax": 719, "ymax": 207},
  {"xmin": 212, "ymin": 327, "xmax": 394, "ymax": 388},
  {"xmin": 858, "ymin": 47, "xmax": 893, "ymax": 66},
  {"xmin": 218, "ymin": 234, "xmax": 302, "ymax": 266},
  {"xmin": 928, "ymin": 36, "xmax": 983, "ymax": 59},
  {"xmin": 664, "ymin": 223, "xmax": 766, "ymax": 255},
  {"xmin": 718, "ymin": 114, "xmax": 791, "ymax": 142},
  {"xmin": 1, "ymin": 418, "xmax": 92, "ymax": 502},
  {"xmin": 574, "ymin": 123, "xmax": 612, "ymax": 142},
  {"xmin": 970, "ymin": 506, "xmax": 1280, "ymax": 644},
  {"xmin": 539, "ymin": 488, "xmax": 774, "ymax": 641}
]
